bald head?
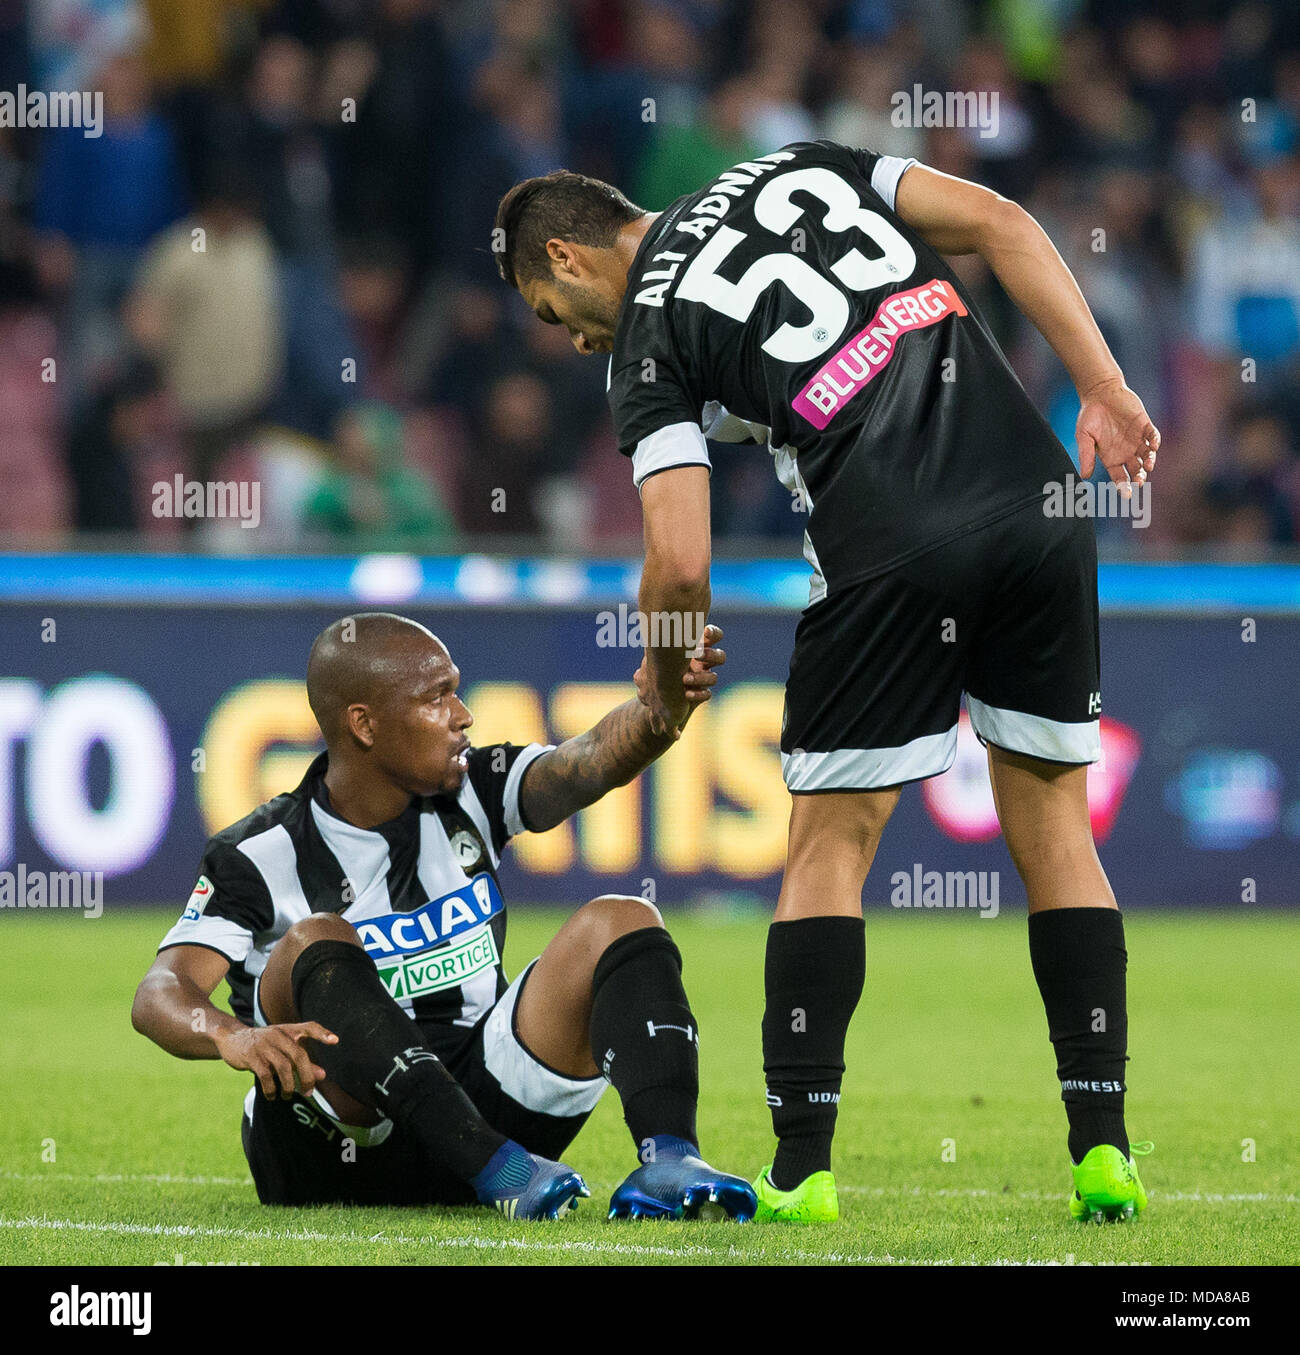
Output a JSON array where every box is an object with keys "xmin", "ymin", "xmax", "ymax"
[{"xmin": 306, "ymin": 613, "xmax": 450, "ymax": 742}]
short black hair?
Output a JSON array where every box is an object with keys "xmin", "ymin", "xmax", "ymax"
[{"xmin": 494, "ymin": 171, "xmax": 643, "ymax": 291}]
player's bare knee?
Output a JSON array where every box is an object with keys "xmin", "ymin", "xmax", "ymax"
[
  {"xmin": 260, "ymin": 914, "xmax": 360, "ymax": 1024},
  {"xmin": 578, "ymin": 893, "xmax": 664, "ymax": 951},
  {"xmin": 285, "ymin": 911, "xmax": 359, "ymax": 951},
  {"xmin": 268, "ymin": 913, "xmax": 359, "ymax": 979}
]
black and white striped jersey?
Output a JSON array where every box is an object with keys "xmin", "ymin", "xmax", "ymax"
[
  {"xmin": 608, "ymin": 139, "xmax": 1076, "ymax": 601},
  {"xmin": 156, "ymin": 743, "xmax": 551, "ymax": 1060}
]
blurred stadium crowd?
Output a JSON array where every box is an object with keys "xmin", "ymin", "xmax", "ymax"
[{"xmin": 0, "ymin": 0, "xmax": 1298, "ymax": 553}]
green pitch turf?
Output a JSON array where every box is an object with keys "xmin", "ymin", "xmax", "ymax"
[{"xmin": 1, "ymin": 907, "xmax": 1296, "ymax": 1266}]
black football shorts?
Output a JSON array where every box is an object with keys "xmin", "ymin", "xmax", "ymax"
[{"xmin": 781, "ymin": 501, "xmax": 1101, "ymax": 791}]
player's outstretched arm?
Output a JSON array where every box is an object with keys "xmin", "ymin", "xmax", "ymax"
[
  {"xmin": 518, "ymin": 624, "xmax": 725, "ymax": 833},
  {"xmin": 132, "ymin": 946, "xmax": 335, "ymax": 1097},
  {"xmin": 638, "ymin": 464, "xmax": 712, "ymax": 737},
  {"xmin": 894, "ymin": 165, "xmax": 1159, "ymax": 497}
]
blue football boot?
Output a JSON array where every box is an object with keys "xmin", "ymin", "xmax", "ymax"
[
  {"xmin": 609, "ymin": 1139, "xmax": 757, "ymax": 1221},
  {"xmin": 473, "ymin": 1143, "xmax": 590, "ymax": 1220}
]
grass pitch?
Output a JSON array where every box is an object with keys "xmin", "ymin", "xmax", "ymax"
[{"xmin": 1, "ymin": 906, "xmax": 1296, "ymax": 1266}]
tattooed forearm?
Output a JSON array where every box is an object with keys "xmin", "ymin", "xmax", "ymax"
[{"xmin": 519, "ymin": 698, "xmax": 677, "ymax": 832}]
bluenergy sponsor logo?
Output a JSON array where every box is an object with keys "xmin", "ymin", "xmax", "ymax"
[{"xmin": 792, "ymin": 279, "xmax": 967, "ymax": 429}]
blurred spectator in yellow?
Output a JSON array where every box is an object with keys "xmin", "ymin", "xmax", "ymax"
[
  {"xmin": 125, "ymin": 162, "xmax": 280, "ymax": 484},
  {"xmin": 140, "ymin": 0, "xmax": 269, "ymax": 90}
]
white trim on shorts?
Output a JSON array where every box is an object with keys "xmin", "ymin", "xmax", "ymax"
[
  {"xmin": 966, "ymin": 695, "xmax": 1101, "ymax": 765},
  {"xmin": 483, "ymin": 961, "xmax": 607, "ymax": 1119},
  {"xmin": 782, "ymin": 725, "xmax": 958, "ymax": 791}
]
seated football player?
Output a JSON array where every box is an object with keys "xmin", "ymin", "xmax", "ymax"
[{"xmin": 132, "ymin": 612, "xmax": 756, "ymax": 1222}]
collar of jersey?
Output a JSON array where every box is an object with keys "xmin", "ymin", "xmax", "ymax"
[{"xmin": 614, "ymin": 195, "xmax": 692, "ymax": 342}]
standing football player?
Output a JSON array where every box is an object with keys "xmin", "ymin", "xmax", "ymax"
[
  {"xmin": 495, "ymin": 142, "xmax": 1159, "ymax": 1223},
  {"xmin": 133, "ymin": 612, "xmax": 756, "ymax": 1222}
]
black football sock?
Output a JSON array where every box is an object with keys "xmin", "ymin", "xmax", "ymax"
[
  {"xmin": 291, "ymin": 939, "xmax": 507, "ymax": 1183},
  {"xmin": 1027, "ymin": 907, "xmax": 1130, "ymax": 1163},
  {"xmin": 763, "ymin": 916, "xmax": 865, "ymax": 1191},
  {"xmin": 589, "ymin": 927, "xmax": 700, "ymax": 1157}
]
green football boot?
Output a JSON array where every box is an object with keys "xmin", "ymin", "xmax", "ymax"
[
  {"xmin": 1068, "ymin": 1142, "xmax": 1153, "ymax": 1223},
  {"xmin": 753, "ymin": 1165, "xmax": 839, "ymax": 1223}
]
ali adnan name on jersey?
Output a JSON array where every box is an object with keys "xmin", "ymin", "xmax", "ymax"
[{"xmin": 631, "ymin": 151, "xmax": 796, "ymax": 307}]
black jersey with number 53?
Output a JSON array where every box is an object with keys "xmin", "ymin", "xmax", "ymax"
[{"xmin": 608, "ymin": 139, "xmax": 1075, "ymax": 599}]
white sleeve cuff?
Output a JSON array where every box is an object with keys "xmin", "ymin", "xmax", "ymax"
[
  {"xmin": 870, "ymin": 155, "xmax": 918, "ymax": 211},
  {"xmin": 156, "ymin": 914, "xmax": 254, "ymax": 964},
  {"xmin": 631, "ymin": 421, "xmax": 712, "ymax": 490},
  {"xmin": 504, "ymin": 742, "xmax": 555, "ymax": 837}
]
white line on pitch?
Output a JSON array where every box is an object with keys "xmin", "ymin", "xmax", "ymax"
[
  {"xmin": 0, "ymin": 1216, "xmax": 730, "ymax": 1261},
  {"xmin": 837, "ymin": 1184, "xmax": 1300, "ymax": 1205},
  {"xmin": 0, "ymin": 1216, "xmax": 1145, "ymax": 1267},
  {"xmin": 0, "ymin": 1170, "xmax": 251, "ymax": 1187}
]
